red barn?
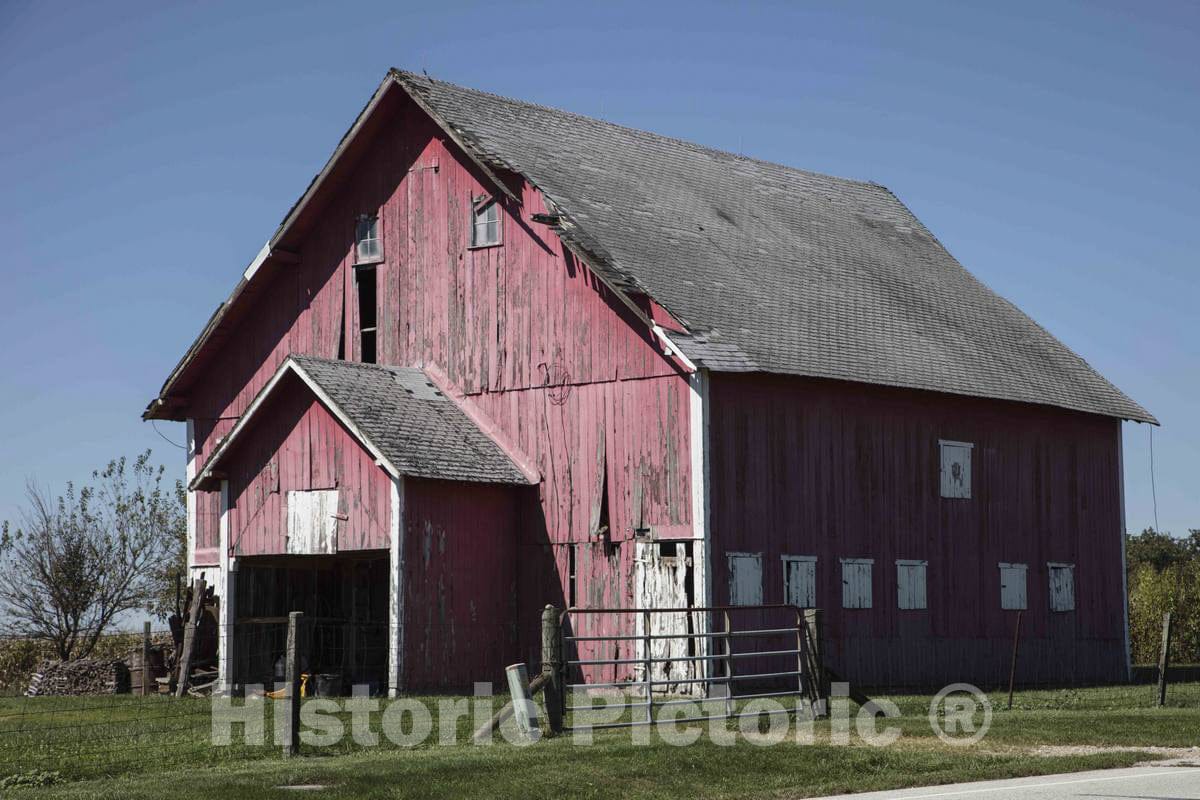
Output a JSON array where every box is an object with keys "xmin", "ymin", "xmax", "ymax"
[{"xmin": 144, "ymin": 70, "xmax": 1154, "ymax": 694}]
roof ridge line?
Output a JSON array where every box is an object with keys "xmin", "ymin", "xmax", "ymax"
[{"xmin": 390, "ymin": 68, "xmax": 883, "ymax": 192}]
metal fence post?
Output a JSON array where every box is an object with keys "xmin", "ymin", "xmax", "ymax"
[
  {"xmin": 642, "ymin": 610, "xmax": 653, "ymax": 724},
  {"xmin": 541, "ymin": 605, "xmax": 563, "ymax": 734},
  {"xmin": 1156, "ymin": 611, "xmax": 1173, "ymax": 708},
  {"xmin": 141, "ymin": 621, "xmax": 151, "ymax": 697},
  {"xmin": 1007, "ymin": 610, "xmax": 1023, "ymax": 710},
  {"xmin": 284, "ymin": 611, "xmax": 303, "ymax": 756},
  {"xmin": 722, "ymin": 610, "xmax": 735, "ymax": 718}
]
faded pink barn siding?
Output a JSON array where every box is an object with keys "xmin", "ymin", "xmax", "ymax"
[
  {"xmin": 402, "ymin": 478, "xmax": 521, "ymax": 689},
  {"xmin": 223, "ymin": 372, "xmax": 391, "ymax": 556},
  {"xmin": 179, "ymin": 87, "xmax": 691, "ymax": 670},
  {"xmin": 708, "ymin": 373, "xmax": 1126, "ymax": 685},
  {"xmin": 471, "ymin": 374, "xmax": 691, "ymax": 672}
]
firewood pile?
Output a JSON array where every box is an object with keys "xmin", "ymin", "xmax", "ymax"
[
  {"xmin": 16, "ymin": 579, "xmax": 220, "ymax": 698},
  {"xmin": 25, "ymin": 658, "xmax": 131, "ymax": 696}
]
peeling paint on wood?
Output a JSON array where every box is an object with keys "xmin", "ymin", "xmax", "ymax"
[
  {"xmin": 177, "ymin": 88, "xmax": 694, "ymax": 689},
  {"xmin": 634, "ymin": 540, "xmax": 697, "ymax": 691},
  {"xmin": 286, "ymin": 490, "xmax": 340, "ymax": 555}
]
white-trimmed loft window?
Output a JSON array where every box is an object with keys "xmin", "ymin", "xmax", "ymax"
[
  {"xmin": 356, "ymin": 214, "xmax": 382, "ymax": 263},
  {"xmin": 471, "ymin": 199, "xmax": 501, "ymax": 247},
  {"xmin": 1048, "ymin": 562, "xmax": 1076, "ymax": 612},
  {"xmin": 939, "ymin": 440, "xmax": 973, "ymax": 499}
]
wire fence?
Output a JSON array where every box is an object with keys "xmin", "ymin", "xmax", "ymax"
[{"xmin": 1, "ymin": 616, "xmax": 1198, "ymax": 785}]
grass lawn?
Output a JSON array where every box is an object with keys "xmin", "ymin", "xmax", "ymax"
[{"xmin": 0, "ymin": 682, "xmax": 1196, "ymax": 799}]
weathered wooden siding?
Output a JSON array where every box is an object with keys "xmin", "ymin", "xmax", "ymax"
[
  {"xmin": 708, "ymin": 373, "xmax": 1127, "ymax": 685},
  {"xmin": 184, "ymin": 88, "xmax": 692, "ymax": 587},
  {"xmin": 223, "ymin": 372, "xmax": 391, "ymax": 556},
  {"xmin": 402, "ymin": 478, "xmax": 521, "ymax": 690},
  {"xmin": 174, "ymin": 87, "xmax": 691, "ymax": 686}
]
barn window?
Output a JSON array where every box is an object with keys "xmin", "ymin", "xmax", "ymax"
[
  {"xmin": 782, "ymin": 555, "xmax": 817, "ymax": 608},
  {"xmin": 727, "ymin": 552, "xmax": 763, "ymax": 606},
  {"xmin": 939, "ymin": 440, "xmax": 973, "ymax": 499},
  {"xmin": 355, "ymin": 214, "xmax": 382, "ymax": 263},
  {"xmin": 356, "ymin": 266, "xmax": 377, "ymax": 364},
  {"xmin": 470, "ymin": 199, "xmax": 501, "ymax": 247},
  {"xmin": 840, "ymin": 558, "xmax": 873, "ymax": 609},
  {"xmin": 896, "ymin": 559, "xmax": 928, "ymax": 610},
  {"xmin": 1048, "ymin": 563, "xmax": 1076, "ymax": 612},
  {"xmin": 999, "ymin": 562, "xmax": 1028, "ymax": 610},
  {"xmin": 568, "ymin": 544, "xmax": 578, "ymax": 608},
  {"xmin": 286, "ymin": 490, "xmax": 339, "ymax": 555}
]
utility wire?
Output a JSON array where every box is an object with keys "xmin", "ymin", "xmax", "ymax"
[{"xmin": 151, "ymin": 419, "xmax": 187, "ymax": 450}]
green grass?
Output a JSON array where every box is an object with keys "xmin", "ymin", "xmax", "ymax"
[{"xmin": 1, "ymin": 683, "xmax": 1196, "ymax": 799}]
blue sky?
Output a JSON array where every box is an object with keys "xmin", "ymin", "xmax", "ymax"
[{"xmin": 0, "ymin": 1, "xmax": 1195, "ymax": 537}]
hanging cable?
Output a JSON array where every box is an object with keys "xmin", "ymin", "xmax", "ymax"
[{"xmin": 151, "ymin": 419, "xmax": 187, "ymax": 450}]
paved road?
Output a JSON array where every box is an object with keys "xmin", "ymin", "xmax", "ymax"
[{"xmin": 816, "ymin": 766, "xmax": 1200, "ymax": 799}]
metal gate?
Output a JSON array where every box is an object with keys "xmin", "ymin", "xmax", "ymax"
[{"xmin": 559, "ymin": 605, "xmax": 823, "ymax": 732}]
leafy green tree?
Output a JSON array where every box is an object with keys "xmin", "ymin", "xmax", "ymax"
[
  {"xmin": 1127, "ymin": 528, "xmax": 1200, "ymax": 664},
  {"xmin": 0, "ymin": 451, "xmax": 185, "ymax": 660}
]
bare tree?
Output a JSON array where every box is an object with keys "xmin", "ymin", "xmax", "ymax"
[{"xmin": 0, "ymin": 451, "xmax": 185, "ymax": 660}]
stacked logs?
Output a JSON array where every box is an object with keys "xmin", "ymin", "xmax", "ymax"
[{"xmin": 25, "ymin": 659, "xmax": 131, "ymax": 696}]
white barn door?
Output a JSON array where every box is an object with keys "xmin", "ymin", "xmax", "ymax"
[{"xmin": 634, "ymin": 541, "xmax": 696, "ymax": 691}]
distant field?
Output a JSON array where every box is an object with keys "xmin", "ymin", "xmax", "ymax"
[{"xmin": 1, "ymin": 683, "xmax": 1197, "ymax": 798}]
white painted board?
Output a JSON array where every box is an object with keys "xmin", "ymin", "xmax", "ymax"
[
  {"xmin": 286, "ymin": 490, "xmax": 339, "ymax": 554},
  {"xmin": 634, "ymin": 541, "xmax": 696, "ymax": 691}
]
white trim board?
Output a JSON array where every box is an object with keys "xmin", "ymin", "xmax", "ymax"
[
  {"xmin": 388, "ymin": 475, "xmax": 406, "ymax": 697},
  {"xmin": 185, "ymin": 418, "xmax": 197, "ymax": 572},
  {"xmin": 216, "ymin": 480, "xmax": 235, "ymax": 696}
]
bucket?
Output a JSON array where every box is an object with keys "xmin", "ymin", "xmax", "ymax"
[{"xmin": 313, "ymin": 673, "xmax": 343, "ymax": 697}]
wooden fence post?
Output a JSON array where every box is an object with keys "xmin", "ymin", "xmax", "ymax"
[
  {"xmin": 803, "ymin": 609, "xmax": 827, "ymax": 717},
  {"xmin": 1007, "ymin": 611, "xmax": 1023, "ymax": 710},
  {"xmin": 174, "ymin": 577, "xmax": 206, "ymax": 697},
  {"xmin": 141, "ymin": 621, "xmax": 152, "ymax": 698},
  {"xmin": 541, "ymin": 605, "xmax": 563, "ymax": 734},
  {"xmin": 1156, "ymin": 611, "xmax": 1173, "ymax": 708},
  {"xmin": 505, "ymin": 663, "xmax": 542, "ymax": 742},
  {"xmin": 283, "ymin": 611, "xmax": 304, "ymax": 756}
]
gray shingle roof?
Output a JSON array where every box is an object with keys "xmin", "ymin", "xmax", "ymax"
[
  {"xmin": 195, "ymin": 356, "xmax": 533, "ymax": 487},
  {"xmin": 395, "ymin": 71, "xmax": 1155, "ymax": 424},
  {"xmin": 291, "ymin": 356, "xmax": 532, "ymax": 484}
]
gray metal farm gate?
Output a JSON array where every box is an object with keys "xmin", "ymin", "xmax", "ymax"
[{"xmin": 555, "ymin": 604, "xmax": 825, "ymax": 732}]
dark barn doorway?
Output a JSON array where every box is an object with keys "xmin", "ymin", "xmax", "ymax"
[{"xmin": 233, "ymin": 552, "xmax": 389, "ymax": 694}]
